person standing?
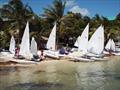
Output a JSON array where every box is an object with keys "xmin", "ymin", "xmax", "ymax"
[
  {"xmin": 15, "ymin": 47, "xmax": 19, "ymax": 58},
  {"xmin": 39, "ymin": 49, "xmax": 45, "ymax": 61}
]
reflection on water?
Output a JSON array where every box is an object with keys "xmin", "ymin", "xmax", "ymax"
[
  {"xmin": 0, "ymin": 56, "xmax": 120, "ymax": 90},
  {"xmin": 45, "ymin": 61, "xmax": 57, "ymax": 83},
  {"xmin": 5, "ymin": 82, "xmax": 64, "ymax": 90}
]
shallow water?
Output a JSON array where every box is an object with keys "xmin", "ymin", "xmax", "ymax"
[{"xmin": 0, "ymin": 56, "xmax": 120, "ymax": 90}]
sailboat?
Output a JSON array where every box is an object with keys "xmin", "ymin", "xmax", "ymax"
[
  {"xmin": 105, "ymin": 39, "xmax": 112, "ymax": 51},
  {"xmin": 30, "ymin": 37, "xmax": 38, "ymax": 56},
  {"xmin": 9, "ymin": 36, "xmax": 15, "ymax": 54},
  {"xmin": 78, "ymin": 23, "xmax": 89, "ymax": 54},
  {"xmin": 0, "ymin": 36, "xmax": 15, "ymax": 58},
  {"xmin": 71, "ymin": 36, "xmax": 81, "ymax": 52},
  {"xmin": 71, "ymin": 23, "xmax": 89, "ymax": 53},
  {"xmin": 87, "ymin": 25, "xmax": 104, "ymax": 57},
  {"xmin": 45, "ymin": 22, "xmax": 59, "ymax": 59},
  {"xmin": 104, "ymin": 39, "xmax": 120, "ymax": 55},
  {"xmin": 19, "ymin": 21, "xmax": 31, "ymax": 59},
  {"xmin": 111, "ymin": 39, "xmax": 116, "ymax": 51},
  {"xmin": 85, "ymin": 25, "xmax": 108, "ymax": 61},
  {"xmin": 9, "ymin": 22, "xmax": 38, "ymax": 63},
  {"xmin": 68, "ymin": 24, "xmax": 95, "ymax": 61}
]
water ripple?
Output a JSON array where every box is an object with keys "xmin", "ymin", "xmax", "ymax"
[{"xmin": 6, "ymin": 82, "xmax": 64, "ymax": 90}]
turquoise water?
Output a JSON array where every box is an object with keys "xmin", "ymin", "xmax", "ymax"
[{"xmin": 0, "ymin": 56, "xmax": 120, "ymax": 90}]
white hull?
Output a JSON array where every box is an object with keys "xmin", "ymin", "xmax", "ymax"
[
  {"xmin": 90, "ymin": 57, "xmax": 107, "ymax": 61},
  {"xmin": 116, "ymin": 47, "xmax": 120, "ymax": 52},
  {"xmin": 74, "ymin": 57, "xmax": 94, "ymax": 62},
  {"xmin": 0, "ymin": 51, "xmax": 14, "ymax": 58},
  {"xmin": 86, "ymin": 53, "xmax": 104, "ymax": 58},
  {"xmin": 9, "ymin": 59, "xmax": 37, "ymax": 64},
  {"xmin": 44, "ymin": 50, "xmax": 59, "ymax": 59},
  {"xmin": 0, "ymin": 51, "xmax": 37, "ymax": 64},
  {"xmin": 112, "ymin": 52, "xmax": 120, "ymax": 56},
  {"xmin": 103, "ymin": 51, "xmax": 120, "ymax": 56},
  {"xmin": 69, "ymin": 56, "xmax": 94, "ymax": 62}
]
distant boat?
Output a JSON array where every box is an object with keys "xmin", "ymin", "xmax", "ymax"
[
  {"xmin": 9, "ymin": 36, "xmax": 15, "ymax": 54},
  {"xmin": 19, "ymin": 21, "xmax": 31, "ymax": 59},
  {"xmin": 104, "ymin": 39, "xmax": 120, "ymax": 55},
  {"xmin": 105, "ymin": 39, "xmax": 115, "ymax": 52},
  {"xmin": 87, "ymin": 25, "xmax": 104, "ymax": 56},
  {"xmin": 30, "ymin": 37, "xmax": 37, "ymax": 56},
  {"xmin": 45, "ymin": 22, "xmax": 59, "ymax": 59},
  {"xmin": 0, "ymin": 36, "xmax": 15, "ymax": 58}
]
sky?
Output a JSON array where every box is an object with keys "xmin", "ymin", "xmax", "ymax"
[{"xmin": 0, "ymin": 0, "xmax": 120, "ymax": 20}]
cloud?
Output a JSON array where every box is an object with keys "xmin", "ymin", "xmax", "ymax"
[
  {"xmin": 69, "ymin": 5, "xmax": 90, "ymax": 16},
  {"xmin": 66, "ymin": 0, "xmax": 76, "ymax": 7},
  {"xmin": 0, "ymin": 2, "xmax": 8, "ymax": 8}
]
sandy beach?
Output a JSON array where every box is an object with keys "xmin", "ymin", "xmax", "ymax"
[{"xmin": 0, "ymin": 56, "xmax": 119, "ymax": 67}]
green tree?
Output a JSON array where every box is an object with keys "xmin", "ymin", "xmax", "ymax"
[
  {"xmin": 43, "ymin": 0, "xmax": 66, "ymax": 45},
  {"xmin": 0, "ymin": 0, "xmax": 34, "ymax": 44}
]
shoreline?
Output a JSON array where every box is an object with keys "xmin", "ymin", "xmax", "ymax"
[
  {"xmin": 0, "ymin": 57, "xmax": 70, "ymax": 67},
  {"xmin": 0, "ymin": 56, "xmax": 119, "ymax": 67}
]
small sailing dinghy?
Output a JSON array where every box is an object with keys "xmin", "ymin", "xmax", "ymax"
[
  {"xmin": 86, "ymin": 25, "xmax": 107, "ymax": 61},
  {"xmin": 30, "ymin": 37, "xmax": 41, "ymax": 61},
  {"xmin": 68, "ymin": 24, "xmax": 94, "ymax": 62},
  {"xmin": 87, "ymin": 25, "xmax": 104, "ymax": 55},
  {"xmin": 0, "ymin": 36, "xmax": 15, "ymax": 58},
  {"xmin": 104, "ymin": 39, "xmax": 120, "ymax": 56},
  {"xmin": 12, "ymin": 21, "xmax": 32, "ymax": 61},
  {"xmin": 9, "ymin": 22, "xmax": 38, "ymax": 64},
  {"xmin": 45, "ymin": 22, "xmax": 59, "ymax": 59},
  {"xmin": 19, "ymin": 21, "xmax": 32, "ymax": 59},
  {"xmin": 87, "ymin": 25, "xmax": 103, "ymax": 55}
]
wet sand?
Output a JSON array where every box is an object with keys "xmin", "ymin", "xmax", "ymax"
[{"xmin": 0, "ymin": 56, "xmax": 119, "ymax": 67}]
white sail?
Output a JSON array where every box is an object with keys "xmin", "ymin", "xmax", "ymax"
[
  {"xmin": 74, "ymin": 36, "xmax": 81, "ymax": 47},
  {"xmin": 105, "ymin": 39, "xmax": 115, "ymax": 52},
  {"xmin": 30, "ymin": 37, "xmax": 37, "ymax": 55},
  {"xmin": 46, "ymin": 22, "xmax": 56, "ymax": 51},
  {"xmin": 105, "ymin": 39, "xmax": 111, "ymax": 51},
  {"xmin": 19, "ymin": 21, "xmax": 31, "ymax": 58},
  {"xmin": 88, "ymin": 25, "xmax": 104, "ymax": 55},
  {"xmin": 9, "ymin": 36, "xmax": 15, "ymax": 54},
  {"xmin": 111, "ymin": 39, "xmax": 116, "ymax": 51},
  {"xmin": 78, "ymin": 23, "xmax": 89, "ymax": 54}
]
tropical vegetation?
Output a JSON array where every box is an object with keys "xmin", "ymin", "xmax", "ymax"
[{"xmin": 0, "ymin": 0, "xmax": 120, "ymax": 49}]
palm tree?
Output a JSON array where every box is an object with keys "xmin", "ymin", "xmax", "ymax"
[
  {"xmin": 0, "ymin": 0, "xmax": 34, "ymax": 44},
  {"xmin": 0, "ymin": 17, "xmax": 3, "ymax": 31},
  {"xmin": 43, "ymin": 0, "xmax": 66, "ymax": 45},
  {"xmin": 43, "ymin": 0, "xmax": 66, "ymax": 24},
  {"xmin": 91, "ymin": 14, "xmax": 102, "ymax": 29}
]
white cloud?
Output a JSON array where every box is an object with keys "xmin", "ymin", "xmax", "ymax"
[
  {"xmin": 69, "ymin": 5, "xmax": 89, "ymax": 16},
  {"xmin": 66, "ymin": 0, "xmax": 76, "ymax": 7}
]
